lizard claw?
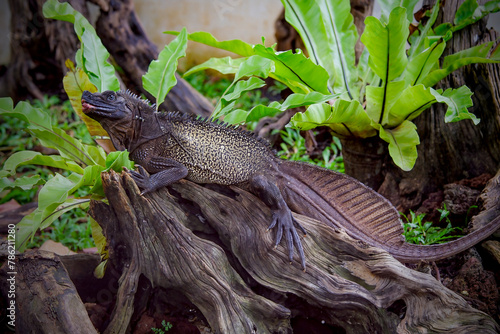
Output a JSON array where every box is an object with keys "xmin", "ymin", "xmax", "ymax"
[
  {"xmin": 125, "ymin": 165, "xmax": 153, "ymax": 194},
  {"xmin": 268, "ymin": 208, "xmax": 306, "ymax": 270}
]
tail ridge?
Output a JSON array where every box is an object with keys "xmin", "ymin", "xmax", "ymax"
[{"xmin": 278, "ymin": 159, "xmax": 500, "ymax": 262}]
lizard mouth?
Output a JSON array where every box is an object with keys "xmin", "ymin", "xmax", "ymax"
[
  {"xmin": 81, "ymin": 99, "xmax": 116, "ymax": 118},
  {"xmin": 81, "ymin": 101, "xmax": 93, "ymax": 114}
]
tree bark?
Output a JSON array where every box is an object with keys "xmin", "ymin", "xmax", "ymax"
[
  {"xmin": 344, "ymin": 0, "xmax": 500, "ymax": 210},
  {"xmin": 5, "ymin": 0, "xmax": 87, "ymax": 101},
  {"xmin": 82, "ymin": 170, "xmax": 498, "ymax": 333}
]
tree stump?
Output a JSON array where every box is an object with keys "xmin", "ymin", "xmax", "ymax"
[{"xmin": 84, "ymin": 170, "xmax": 499, "ymax": 333}]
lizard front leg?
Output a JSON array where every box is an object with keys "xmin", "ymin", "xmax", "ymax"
[
  {"xmin": 249, "ymin": 174, "xmax": 307, "ymax": 270},
  {"xmin": 126, "ymin": 157, "xmax": 188, "ymax": 195}
]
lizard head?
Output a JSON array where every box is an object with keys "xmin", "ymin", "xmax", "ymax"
[{"xmin": 81, "ymin": 90, "xmax": 158, "ymax": 151}]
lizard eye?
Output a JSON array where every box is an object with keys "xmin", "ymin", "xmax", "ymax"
[{"xmin": 107, "ymin": 93, "xmax": 116, "ymax": 101}]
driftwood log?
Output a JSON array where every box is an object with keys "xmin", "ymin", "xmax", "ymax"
[
  {"xmin": 0, "ymin": 251, "xmax": 98, "ymax": 334},
  {"xmin": 80, "ymin": 170, "xmax": 499, "ymax": 333}
]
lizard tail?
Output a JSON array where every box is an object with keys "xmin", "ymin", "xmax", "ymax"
[{"xmin": 277, "ymin": 159, "xmax": 500, "ymax": 262}]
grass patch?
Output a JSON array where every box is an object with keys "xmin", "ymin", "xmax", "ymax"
[{"xmin": 1, "ymin": 95, "xmax": 95, "ymax": 251}]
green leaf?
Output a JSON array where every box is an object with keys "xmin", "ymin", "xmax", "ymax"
[
  {"xmin": 223, "ymin": 109, "xmax": 252, "ymax": 124},
  {"xmin": 281, "ymin": 0, "xmax": 357, "ymax": 95},
  {"xmin": 444, "ymin": 41, "xmax": 494, "ymax": 67},
  {"xmin": 430, "ymin": 86, "xmax": 479, "ymax": 124},
  {"xmin": 29, "ymin": 128, "xmax": 97, "ymax": 167},
  {"xmin": 0, "ymin": 98, "xmax": 53, "ymax": 130},
  {"xmin": 328, "ymin": 99, "xmax": 377, "ymax": 137},
  {"xmin": 408, "ymin": 1, "xmax": 441, "ymax": 59},
  {"xmin": 377, "ymin": 120, "xmax": 420, "ymax": 171},
  {"xmin": 213, "ymin": 100, "xmax": 236, "ymax": 119},
  {"xmin": 234, "ymin": 55, "xmax": 274, "ymax": 81},
  {"xmin": 253, "ymin": 44, "xmax": 330, "ymax": 94},
  {"xmin": 290, "ymin": 100, "xmax": 376, "ymax": 138},
  {"xmin": 361, "ymin": 7, "xmax": 409, "ymax": 124},
  {"xmin": 38, "ymin": 174, "xmax": 81, "ymax": 216},
  {"xmin": 386, "ymin": 84, "xmax": 436, "ymax": 127},
  {"xmin": 365, "ymin": 81, "xmax": 406, "ymax": 125},
  {"xmin": 88, "ymin": 150, "xmax": 135, "ymax": 196},
  {"xmin": 105, "ymin": 151, "xmax": 135, "ymax": 171},
  {"xmin": 245, "ymin": 105, "xmax": 282, "ymax": 122},
  {"xmin": 16, "ymin": 210, "xmax": 41, "ymax": 251},
  {"xmin": 73, "ymin": 165, "xmax": 105, "ymax": 191},
  {"xmin": 290, "ymin": 103, "xmax": 332, "ymax": 131},
  {"xmin": 0, "ymin": 151, "xmax": 83, "ymax": 177},
  {"xmin": 16, "ymin": 173, "xmax": 88, "ymax": 251},
  {"xmin": 1, "ymin": 98, "xmax": 105, "ymax": 168},
  {"xmin": 423, "ymin": 41, "xmax": 500, "ymax": 87},
  {"xmin": 314, "ymin": 0, "xmax": 359, "ymax": 97},
  {"xmin": 454, "ymin": 0, "xmax": 482, "ymax": 28},
  {"xmin": 361, "ymin": 7, "xmax": 409, "ymax": 82},
  {"xmin": 43, "ymin": 0, "xmax": 119, "ymax": 92},
  {"xmin": 143, "ymin": 27, "xmax": 188, "ymax": 110},
  {"xmin": 165, "ymin": 30, "xmax": 254, "ymax": 57},
  {"xmin": 183, "ymin": 56, "xmax": 247, "ymax": 77},
  {"xmin": 85, "ymin": 144, "xmax": 107, "ymax": 168},
  {"xmin": 279, "ymin": 91, "xmax": 336, "ymax": 110},
  {"xmin": 404, "ymin": 40, "xmax": 446, "ymax": 86},
  {"xmin": 0, "ymin": 175, "xmax": 44, "ymax": 192},
  {"xmin": 80, "ymin": 29, "xmax": 119, "ymax": 92},
  {"xmin": 223, "ymin": 91, "xmax": 335, "ymax": 124},
  {"xmin": 223, "ymin": 77, "xmax": 266, "ymax": 102},
  {"xmin": 357, "ymin": 48, "xmax": 375, "ymax": 84},
  {"xmin": 377, "ymin": 0, "xmax": 420, "ymax": 22},
  {"xmin": 212, "ymin": 56, "xmax": 273, "ymax": 118},
  {"xmin": 42, "ymin": 0, "xmax": 89, "ymax": 34}
]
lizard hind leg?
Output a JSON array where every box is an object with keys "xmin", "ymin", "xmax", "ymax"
[{"xmin": 249, "ymin": 174, "xmax": 307, "ymax": 270}]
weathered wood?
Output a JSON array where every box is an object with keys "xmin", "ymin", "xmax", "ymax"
[
  {"xmin": 90, "ymin": 171, "xmax": 291, "ymax": 334},
  {"xmin": 469, "ymin": 168, "xmax": 500, "ymax": 233},
  {"xmin": 88, "ymin": 170, "xmax": 499, "ymax": 333},
  {"xmin": 0, "ymin": 251, "xmax": 98, "ymax": 334}
]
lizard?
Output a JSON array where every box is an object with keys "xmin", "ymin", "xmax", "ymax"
[{"xmin": 81, "ymin": 89, "xmax": 500, "ymax": 269}]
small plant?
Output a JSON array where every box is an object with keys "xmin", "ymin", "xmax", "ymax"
[
  {"xmin": 402, "ymin": 205, "xmax": 463, "ymax": 245},
  {"xmin": 151, "ymin": 320, "xmax": 173, "ymax": 334},
  {"xmin": 278, "ymin": 128, "xmax": 344, "ymax": 173}
]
